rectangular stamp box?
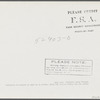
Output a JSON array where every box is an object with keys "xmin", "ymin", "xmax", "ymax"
[{"xmin": 45, "ymin": 59, "xmax": 93, "ymax": 76}]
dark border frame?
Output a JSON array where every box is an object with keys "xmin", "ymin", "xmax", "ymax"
[
  {"xmin": 0, "ymin": 98, "xmax": 100, "ymax": 100},
  {"xmin": 0, "ymin": 0, "xmax": 100, "ymax": 2}
]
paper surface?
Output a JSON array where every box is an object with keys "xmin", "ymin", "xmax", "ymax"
[{"xmin": 0, "ymin": 1, "xmax": 100, "ymax": 99}]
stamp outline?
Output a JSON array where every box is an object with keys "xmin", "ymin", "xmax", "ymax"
[{"xmin": 44, "ymin": 58, "xmax": 93, "ymax": 76}]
